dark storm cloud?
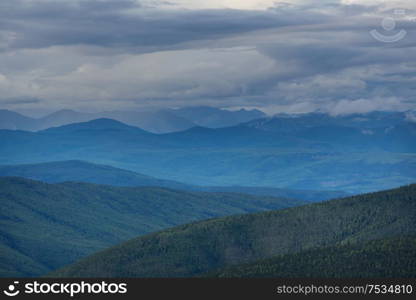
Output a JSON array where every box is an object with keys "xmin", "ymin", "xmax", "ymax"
[
  {"xmin": 0, "ymin": 0, "xmax": 329, "ymax": 53},
  {"xmin": 0, "ymin": 0, "xmax": 415, "ymax": 115}
]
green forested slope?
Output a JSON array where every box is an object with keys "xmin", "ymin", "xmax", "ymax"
[
  {"xmin": 206, "ymin": 236, "xmax": 416, "ymax": 278},
  {"xmin": 0, "ymin": 177, "xmax": 303, "ymax": 277},
  {"xmin": 50, "ymin": 184, "xmax": 416, "ymax": 278}
]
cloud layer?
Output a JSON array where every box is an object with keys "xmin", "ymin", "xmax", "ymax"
[{"xmin": 0, "ymin": 0, "xmax": 415, "ymax": 114}]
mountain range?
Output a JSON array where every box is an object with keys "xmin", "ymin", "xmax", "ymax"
[
  {"xmin": 0, "ymin": 107, "xmax": 266, "ymax": 133},
  {"xmin": 0, "ymin": 177, "xmax": 306, "ymax": 277},
  {"xmin": 0, "ymin": 160, "xmax": 348, "ymax": 202},
  {"xmin": 0, "ymin": 111, "xmax": 415, "ymax": 193},
  {"xmin": 50, "ymin": 184, "xmax": 416, "ymax": 278},
  {"xmin": 166, "ymin": 106, "xmax": 265, "ymax": 128},
  {"xmin": 1, "ymin": 108, "xmax": 415, "ymax": 279}
]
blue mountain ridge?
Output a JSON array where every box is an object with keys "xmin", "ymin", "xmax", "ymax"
[{"xmin": 1, "ymin": 111, "xmax": 415, "ymax": 193}]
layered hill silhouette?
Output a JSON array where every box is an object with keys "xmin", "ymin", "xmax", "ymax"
[
  {"xmin": 50, "ymin": 184, "xmax": 416, "ymax": 278},
  {"xmin": 0, "ymin": 177, "xmax": 304, "ymax": 277},
  {"xmin": 0, "ymin": 107, "xmax": 266, "ymax": 133},
  {"xmin": 0, "ymin": 161, "xmax": 347, "ymax": 202},
  {"xmin": 0, "ymin": 160, "xmax": 188, "ymax": 190},
  {"xmin": 1, "ymin": 112, "xmax": 415, "ymax": 193}
]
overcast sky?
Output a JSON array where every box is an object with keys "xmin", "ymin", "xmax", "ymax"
[{"xmin": 0, "ymin": 0, "xmax": 415, "ymax": 115}]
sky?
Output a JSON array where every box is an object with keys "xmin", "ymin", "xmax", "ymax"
[{"xmin": 0, "ymin": 0, "xmax": 415, "ymax": 115}]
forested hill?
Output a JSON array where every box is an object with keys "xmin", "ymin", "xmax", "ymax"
[
  {"xmin": 0, "ymin": 177, "xmax": 304, "ymax": 277},
  {"xmin": 205, "ymin": 236, "xmax": 416, "ymax": 278},
  {"xmin": 50, "ymin": 184, "xmax": 416, "ymax": 278}
]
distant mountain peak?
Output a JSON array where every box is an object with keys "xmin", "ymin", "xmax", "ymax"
[
  {"xmin": 42, "ymin": 118, "xmax": 148, "ymax": 133},
  {"xmin": 0, "ymin": 109, "xmax": 36, "ymax": 131},
  {"xmin": 84, "ymin": 118, "xmax": 124, "ymax": 124},
  {"xmin": 0, "ymin": 109, "xmax": 31, "ymax": 117},
  {"xmin": 72, "ymin": 118, "xmax": 135, "ymax": 128}
]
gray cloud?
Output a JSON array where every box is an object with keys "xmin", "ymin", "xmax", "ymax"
[
  {"xmin": 0, "ymin": 0, "xmax": 415, "ymax": 115},
  {"xmin": 0, "ymin": 0, "xmax": 325, "ymax": 53}
]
